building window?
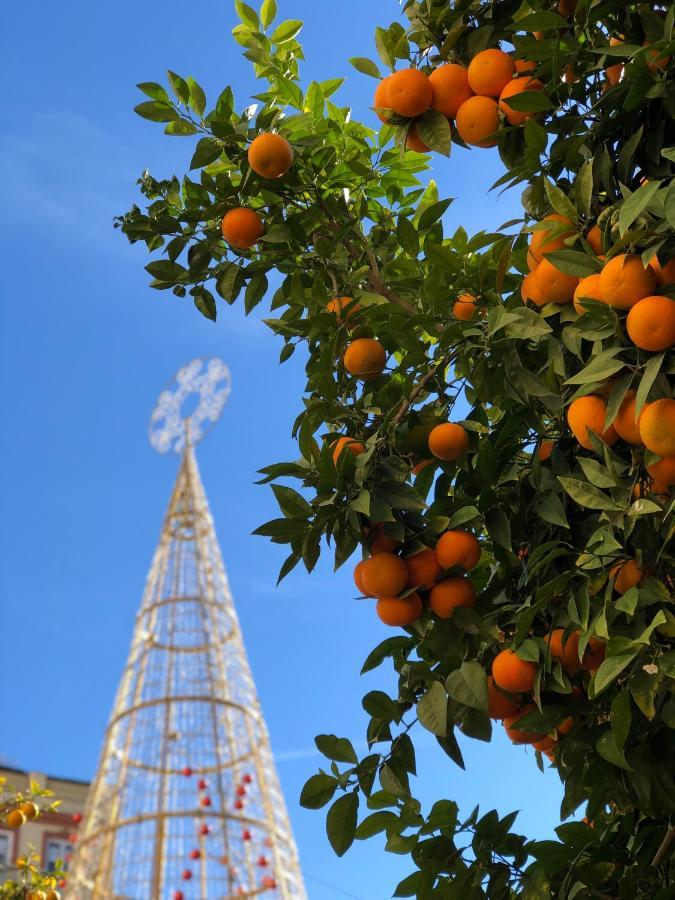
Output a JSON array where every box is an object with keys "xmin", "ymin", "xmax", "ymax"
[
  {"xmin": 45, "ymin": 838, "xmax": 73, "ymax": 871},
  {"xmin": 0, "ymin": 832, "xmax": 11, "ymax": 868}
]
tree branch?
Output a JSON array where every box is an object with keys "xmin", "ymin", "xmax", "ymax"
[{"xmin": 651, "ymin": 825, "xmax": 675, "ymax": 868}]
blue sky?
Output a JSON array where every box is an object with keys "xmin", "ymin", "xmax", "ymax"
[{"xmin": 1, "ymin": 2, "xmax": 565, "ymax": 897}]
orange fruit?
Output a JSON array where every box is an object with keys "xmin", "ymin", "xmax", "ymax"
[
  {"xmin": 405, "ymin": 547, "xmax": 442, "ymax": 589},
  {"xmin": 649, "ymin": 255, "xmax": 675, "ymax": 286},
  {"xmin": 369, "ymin": 524, "xmax": 402, "ymax": 554},
  {"xmin": 221, "ymin": 208, "xmax": 264, "ymax": 249},
  {"xmin": 332, "ymin": 436, "xmax": 366, "ymax": 467},
  {"xmin": 19, "ymin": 801, "xmax": 39, "ymax": 820},
  {"xmin": 353, "ymin": 560, "xmax": 371, "ymax": 596},
  {"xmin": 373, "ymin": 75, "xmax": 393, "ymax": 122},
  {"xmin": 247, "ymin": 132, "xmax": 293, "ymax": 178},
  {"xmin": 599, "ymin": 254, "xmax": 657, "ymax": 309},
  {"xmin": 435, "ymin": 530, "xmax": 481, "ymax": 571},
  {"xmin": 504, "ymin": 704, "xmax": 542, "ymax": 743},
  {"xmin": 529, "ymin": 214, "xmax": 575, "ymax": 265},
  {"xmin": 639, "ymin": 399, "xmax": 675, "ymax": 457},
  {"xmin": 644, "ymin": 41, "xmax": 670, "ymax": 72},
  {"xmin": 343, "ymin": 338, "xmax": 386, "ymax": 379},
  {"xmin": 327, "ymin": 296, "xmax": 360, "ymax": 323},
  {"xmin": 567, "ymin": 395, "xmax": 618, "ymax": 449},
  {"xmin": 361, "ymin": 552, "xmax": 408, "ymax": 598},
  {"xmin": 405, "ymin": 124, "xmax": 429, "ymax": 153},
  {"xmin": 626, "ymin": 295, "xmax": 675, "ymax": 351},
  {"xmin": 467, "ymin": 48, "xmax": 516, "ymax": 97},
  {"xmin": 429, "ymin": 63, "xmax": 474, "ymax": 118},
  {"xmin": 573, "ymin": 273, "xmax": 604, "ymax": 314},
  {"xmin": 498, "ymin": 77, "xmax": 544, "ymax": 126},
  {"xmin": 487, "ymin": 676, "xmax": 521, "ymax": 719},
  {"xmin": 428, "ymin": 423, "xmax": 469, "ymax": 460},
  {"xmin": 613, "ymin": 391, "xmax": 643, "ymax": 446},
  {"xmin": 633, "ymin": 479, "xmax": 670, "ymax": 500},
  {"xmin": 386, "ymin": 68, "xmax": 433, "ymax": 118},
  {"xmin": 5, "ymin": 809, "xmax": 26, "ymax": 828},
  {"xmin": 610, "ymin": 558, "xmax": 645, "ymax": 594},
  {"xmin": 606, "ymin": 60, "xmax": 624, "ymax": 85},
  {"xmin": 556, "ymin": 716, "xmax": 575, "ymax": 736},
  {"xmin": 647, "ymin": 456, "xmax": 675, "ymax": 486},
  {"xmin": 521, "ymin": 269, "xmax": 546, "ymax": 306},
  {"xmin": 532, "ymin": 735, "xmax": 557, "ymax": 752},
  {"xmin": 428, "ymin": 576, "xmax": 476, "ymax": 618},
  {"xmin": 527, "ymin": 249, "xmax": 539, "ymax": 271},
  {"xmin": 583, "ymin": 636, "xmax": 606, "ymax": 670},
  {"xmin": 557, "ymin": 0, "xmax": 577, "ymax": 15},
  {"xmin": 548, "ymin": 628, "xmax": 583, "ymax": 674},
  {"xmin": 514, "ymin": 58, "xmax": 536, "ymax": 74},
  {"xmin": 585, "ymin": 224, "xmax": 603, "ymax": 255},
  {"xmin": 492, "ymin": 649, "xmax": 537, "ymax": 693},
  {"xmin": 376, "ymin": 593, "xmax": 422, "ymax": 626},
  {"xmin": 534, "ymin": 258, "xmax": 579, "ymax": 304},
  {"xmin": 537, "ymin": 439, "xmax": 555, "ymax": 461},
  {"xmin": 412, "ymin": 459, "xmax": 434, "ymax": 475},
  {"xmin": 453, "ymin": 293, "xmax": 477, "ymax": 320},
  {"xmin": 455, "ymin": 95, "xmax": 500, "ymax": 147}
]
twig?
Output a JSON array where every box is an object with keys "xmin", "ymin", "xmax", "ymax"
[{"xmin": 651, "ymin": 825, "xmax": 675, "ymax": 868}]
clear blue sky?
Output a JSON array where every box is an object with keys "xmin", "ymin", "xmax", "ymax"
[{"xmin": 1, "ymin": 2, "xmax": 564, "ymax": 897}]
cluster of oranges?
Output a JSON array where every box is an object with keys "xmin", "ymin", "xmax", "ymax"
[
  {"xmin": 353, "ymin": 527, "xmax": 481, "ymax": 627},
  {"xmin": 220, "ymin": 132, "xmax": 294, "ymax": 250},
  {"xmin": 373, "ymin": 49, "xmax": 543, "ymax": 152},
  {"xmin": 3, "ymin": 798, "xmax": 40, "ymax": 829},
  {"xmin": 489, "ymin": 629, "xmax": 605, "ymax": 760}
]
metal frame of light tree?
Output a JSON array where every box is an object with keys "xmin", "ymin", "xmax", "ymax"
[{"xmin": 66, "ymin": 359, "xmax": 306, "ymax": 899}]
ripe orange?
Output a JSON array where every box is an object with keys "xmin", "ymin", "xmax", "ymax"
[
  {"xmin": 647, "ymin": 456, "xmax": 675, "ymax": 486},
  {"xmin": 453, "ymin": 293, "xmax": 477, "ymax": 320},
  {"xmin": 435, "ymin": 529, "xmax": 481, "ymax": 571},
  {"xmin": 386, "ymin": 68, "xmax": 433, "ymax": 118},
  {"xmin": 428, "ymin": 576, "xmax": 476, "ymax": 618},
  {"xmin": 533, "ymin": 258, "xmax": 579, "ymax": 304},
  {"xmin": 613, "ymin": 391, "xmax": 643, "ymax": 445},
  {"xmin": 556, "ymin": 716, "xmax": 575, "ymax": 735},
  {"xmin": 639, "ymin": 399, "xmax": 675, "ymax": 457},
  {"xmin": 221, "ymin": 208, "xmax": 264, "ymax": 249},
  {"xmin": 599, "ymin": 254, "xmax": 657, "ymax": 309},
  {"xmin": 353, "ymin": 560, "xmax": 371, "ymax": 596},
  {"xmin": 19, "ymin": 801, "xmax": 39, "ymax": 820},
  {"xmin": 626, "ymin": 295, "xmax": 675, "ymax": 351},
  {"xmin": 5, "ymin": 809, "xmax": 26, "ymax": 828},
  {"xmin": 527, "ymin": 249, "xmax": 539, "ymax": 271},
  {"xmin": 557, "ymin": 0, "xmax": 577, "ymax": 15},
  {"xmin": 492, "ymin": 649, "xmax": 537, "ymax": 693},
  {"xmin": 332, "ymin": 436, "xmax": 366, "ymax": 467},
  {"xmin": 373, "ymin": 75, "xmax": 393, "ymax": 122},
  {"xmin": 514, "ymin": 58, "xmax": 536, "ymax": 74},
  {"xmin": 369, "ymin": 523, "xmax": 402, "ymax": 554},
  {"xmin": 633, "ymin": 479, "xmax": 670, "ymax": 500},
  {"xmin": 428, "ymin": 423, "xmax": 469, "ymax": 460},
  {"xmin": 504, "ymin": 704, "xmax": 541, "ymax": 743},
  {"xmin": 585, "ymin": 224, "xmax": 603, "ymax": 255},
  {"xmin": 45, "ymin": 893, "xmax": 61, "ymax": 900},
  {"xmin": 537, "ymin": 439, "xmax": 555, "ymax": 461},
  {"xmin": 327, "ymin": 296, "xmax": 360, "ymax": 323},
  {"xmin": 548, "ymin": 628, "xmax": 582, "ymax": 674},
  {"xmin": 529, "ymin": 214, "xmax": 575, "ymax": 264},
  {"xmin": 412, "ymin": 459, "xmax": 434, "ymax": 475},
  {"xmin": 405, "ymin": 547, "xmax": 441, "ymax": 589},
  {"xmin": 521, "ymin": 270, "xmax": 546, "ymax": 306},
  {"xmin": 343, "ymin": 338, "xmax": 386, "ymax": 379},
  {"xmin": 498, "ymin": 77, "xmax": 544, "ymax": 126},
  {"xmin": 487, "ymin": 675, "xmax": 521, "ymax": 719},
  {"xmin": 573, "ymin": 273, "xmax": 603, "ymax": 314},
  {"xmin": 361, "ymin": 552, "xmax": 408, "ymax": 598},
  {"xmin": 532, "ymin": 735, "xmax": 557, "ymax": 752},
  {"xmin": 405, "ymin": 124, "xmax": 429, "ymax": 153},
  {"xmin": 455, "ymin": 95, "xmax": 500, "ymax": 147},
  {"xmin": 644, "ymin": 41, "xmax": 670, "ymax": 72},
  {"xmin": 649, "ymin": 255, "xmax": 675, "ymax": 286},
  {"xmin": 583, "ymin": 636, "xmax": 606, "ymax": 670},
  {"xmin": 429, "ymin": 63, "xmax": 474, "ymax": 118},
  {"xmin": 247, "ymin": 132, "xmax": 293, "ymax": 178},
  {"xmin": 567, "ymin": 395, "xmax": 618, "ymax": 449},
  {"xmin": 376, "ymin": 593, "xmax": 422, "ymax": 626},
  {"xmin": 467, "ymin": 48, "xmax": 516, "ymax": 97},
  {"xmin": 610, "ymin": 558, "xmax": 645, "ymax": 594}
]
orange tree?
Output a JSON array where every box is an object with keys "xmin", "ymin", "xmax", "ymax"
[{"xmin": 117, "ymin": 0, "xmax": 675, "ymax": 895}]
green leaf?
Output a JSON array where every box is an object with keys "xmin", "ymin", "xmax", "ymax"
[
  {"xmin": 355, "ymin": 811, "xmax": 399, "ymax": 839},
  {"xmin": 542, "ymin": 250, "xmax": 602, "ymax": 277},
  {"xmin": 326, "ymin": 792, "xmax": 359, "ymax": 856},
  {"xmin": 271, "ymin": 484, "xmax": 311, "ymax": 518},
  {"xmin": 361, "ymin": 637, "xmax": 414, "ymax": 674},
  {"xmin": 134, "ymin": 101, "xmax": 179, "ymax": 122},
  {"xmin": 145, "ymin": 260, "xmax": 187, "ymax": 281},
  {"xmin": 544, "ymin": 180, "xmax": 578, "ymax": 222},
  {"xmin": 190, "ymin": 137, "xmax": 223, "ymax": 169},
  {"xmin": 137, "ymin": 82, "xmax": 171, "ymax": 103},
  {"xmin": 193, "ymin": 288, "xmax": 217, "ymax": 321},
  {"xmin": 635, "ymin": 352, "xmax": 665, "ymax": 415},
  {"xmin": 618, "ymin": 180, "xmax": 661, "ymax": 235},
  {"xmin": 564, "ymin": 348, "xmax": 625, "ymax": 384},
  {"xmin": 415, "ymin": 111, "xmax": 452, "ymax": 157},
  {"xmin": 558, "ymin": 477, "xmax": 620, "ymax": 511},
  {"xmin": 514, "ymin": 11, "xmax": 569, "ymax": 31},
  {"xmin": 592, "ymin": 653, "xmax": 637, "ymax": 696},
  {"xmin": 260, "ymin": 0, "xmax": 277, "ymax": 27},
  {"xmin": 187, "ymin": 77, "xmax": 206, "ymax": 117},
  {"xmin": 259, "ymin": 223, "xmax": 292, "ymax": 243},
  {"xmin": 167, "ymin": 70, "xmax": 190, "ymax": 104},
  {"xmin": 535, "ymin": 493, "xmax": 569, "ymax": 528},
  {"xmin": 447, "ymin": 506, "xmax": 481, "ymax": 528},
  {"xmin": 611, "ymin": 690, "xmax": 631, "ymax": 750},
  {"xmin": 396, "ymin": 216, "xmax": 419, "ymax": 257},
  {"xmin": 501, "ymin": 91, "xmax": 551, "ymax": 113},
  {"xmin": 577, "ymin": 457, "xmax": 616, "ymax": 489},
  {"xmin": 417, "ymin": 681, "xmax": 448, "ymax": 736},
  {"xmin": 300, "ymin": 773, "xmax": 338, "ymax": 809},
  {"xmin": 315, "ymin": 734, "xmax": 358, "ymax": 764},
  {"xmin": 485, "ymin": 508, "xmax": 511, "ymax": 550},
  {"xmin": 245, "ymin": 273, "xmax": 268, "ymax": 314},
  {"xmin": 164, "ymin": 119, "xmax": 198, "ymax": 136},
  {"xmin": 362, "ymin": 690, "xmax": 401, "ymax": 722},
  {"xmin": 596, "ymin": 729, "xmax": 632, "ymax": 770},
  {"xmin": 235, "ymin": 0, "xmax": 259, "ymax": 27},
  {"xmin": 446, "ymin": 661, "xmax": 488, "ymax": 712},
  {"xmin": 270, "ymin": 19, "xmax": 303, "ymax": 43},
  {"xmin": 349, "ymin": 57, "xmax": 381, "ymax": 78},
  {"xmin": 418, "ymin": 197, "xmax": 454, "ymax": 231}
]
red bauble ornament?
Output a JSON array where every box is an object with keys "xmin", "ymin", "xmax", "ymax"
[
  {"xmin": 200, "ymin": 796, "xmax": 212, "ymax": 807},
  {"xmin": 199, "ymin": 824, "xmax": 210, "ymax": 836},
  {"xmin": 262, "ymin": 876, "xmax": 277, "ymax": 889},
  {"xmin": 197, "ymin": 779, "xmax": 207, "ymax": 790},
  {"xmin": 242, "ymin": 829, "xmax": 252, "ymax": 841},
  {"xmin": 72, "ymin": 812, "xmax": 82, "ymax": 824},
  {"xmin": 182, "ymin": 766, "xmax": 193, "ymax": 777},
  {"xmin": 182, "ymin": 869, "xmax": 192, "ymax": 881},
  {"xmin": 174, "ymin": 892, "xmax": 184, "ymax": 900},
  {"xmin": 58, "ymin": 880, "xmax": 67, "ymax": 888},
  {"xmin": 190, "ymin": 848, "xmax": 201, "ymax": 860},
  {"xmin": 236, "ymin": 785, "xmax": 246, "ymax": 797},
  {"xmin": 242, "ymin": 774, "xmax": 252, "ymax": 784},
  {"xmin": 234, "ymin": 799, "xmax": 244, "ymax": 810},
  {"xmin": 68, "ymin": 833, "xmax": 78, "ymax": 843},
  {"xmin": 257, "ymin": 855, "xmax": 268, "ymax": 867}
]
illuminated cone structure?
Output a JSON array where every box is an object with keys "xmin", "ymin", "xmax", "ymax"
[{"xmin": 67, "ymin": 441, "xmax": 306, "ymax": 898}]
